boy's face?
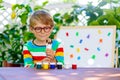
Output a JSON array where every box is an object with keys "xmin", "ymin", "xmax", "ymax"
[{"xmin": 30, "ymin": 23, "xmax": 53, "ymax": 42}]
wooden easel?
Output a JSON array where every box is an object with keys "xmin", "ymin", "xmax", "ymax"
[
  {"xmin": 57, "ymin": 26, "xmax": 116, "ymax": 67},
  {"xmin": 115, "ymin": 47, "xmax": 118, "ymax": 68}
]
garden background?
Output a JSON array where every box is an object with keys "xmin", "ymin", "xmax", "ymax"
[{"xmin": 0, "ymin": 0, "xmax": 120, "ymax": 67}]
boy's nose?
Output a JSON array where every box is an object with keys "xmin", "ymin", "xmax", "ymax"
[{"xmin": 41, "ymin": 29, "xmax": 45, "ymax": 33}]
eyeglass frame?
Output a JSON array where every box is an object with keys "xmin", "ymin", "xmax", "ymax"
[{"xmin": 31, "ymin": 26, "xmax": 53, "ymax": 33}]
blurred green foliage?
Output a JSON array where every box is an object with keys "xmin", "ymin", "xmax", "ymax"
[{"xmin": 0, "ymin": 0, "xmax": 120, "ymax": 67}]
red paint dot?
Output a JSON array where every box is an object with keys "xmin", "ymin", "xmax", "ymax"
[
  {"xmin": 84, "ymin": 48, "xmax": 89, "ymax": 51},
  {"xmin": 66, "ymin": 32, "xmax": 69, "ymax": 36}
]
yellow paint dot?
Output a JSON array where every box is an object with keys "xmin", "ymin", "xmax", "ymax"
[
  {"xmin": 66, "ymin": 52, "xmax": 69, "ymax": 55},
  {"xmin": 76, "ymin": 48, "xmax": 80, "ymax": 53},
  {"xmin": 98, "ymin": 30, "xmax": 102, "ymax": 34}
]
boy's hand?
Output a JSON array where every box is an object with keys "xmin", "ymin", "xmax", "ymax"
[
  {"xmin": 42, "ymin": 57, "xmax": 51, "ymax": 62},
  {"xmin": 46, "ymin": 48, "xmax": 56, "ymax": 62}
]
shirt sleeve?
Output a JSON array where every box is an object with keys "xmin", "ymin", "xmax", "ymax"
[
  {"xmin": 22, "ymin": 46, "xmax": 34, "ymax": 68},
  {"xmin": 54, "ymin": 41, "xmax": 64, "ymax": 65}
]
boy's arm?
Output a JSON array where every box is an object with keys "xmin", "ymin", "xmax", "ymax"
[
  {"xmin": 54, "ymin": 43, "xmax": 64, "ymax": 65},
  {"xmin": 22, "ymin": 46, "xmax": 34, "ymax": 68}
]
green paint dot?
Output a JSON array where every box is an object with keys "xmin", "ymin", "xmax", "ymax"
[
  {"xmin": 91, "ymin": 55, "xmax": 96, "ymax": 59},
  {"xmin": 107, "ymin": 32, "xmax": 111, "ymax": 36},
  {"xmin": 76, "ymin": 32, "xmax": 79, "ymax": 36},
  {"xmin": 70, "ymin": 45, "xmax": 74, "ymax": 48}
]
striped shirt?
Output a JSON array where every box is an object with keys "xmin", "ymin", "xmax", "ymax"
[{"xmin": 22, "ymin": 39, "xmax": 64, "ymax": 67}]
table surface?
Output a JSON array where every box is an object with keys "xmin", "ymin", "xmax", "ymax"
[{"xmin": 0, "ymin": 67, "xmax": 120, "ymax": 80}]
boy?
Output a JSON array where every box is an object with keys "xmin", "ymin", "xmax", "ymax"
[{"xmin": 22, "ymin": 10, "xmax": 64, "ymax": 68}]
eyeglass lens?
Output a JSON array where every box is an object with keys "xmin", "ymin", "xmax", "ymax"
[{"xmin": 33, "ymin": 27, "xmax": 52, "ymax": 33}]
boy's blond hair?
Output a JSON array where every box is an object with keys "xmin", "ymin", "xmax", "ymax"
[{"xmin": 29, "ymin": 10, "xmax": 54, "ymax": 27}]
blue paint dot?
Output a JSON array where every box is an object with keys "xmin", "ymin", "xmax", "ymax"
[
  {"xmin": 77, "ymin": 56, "xmax": 81, "ymax": 60},
  {"xmin": 97, "ymin": 47, "xmax": 100, "ymax": 51},
  {"xmin": 79, "ymin": 39, "xmax": 83, "ymax": 44}
]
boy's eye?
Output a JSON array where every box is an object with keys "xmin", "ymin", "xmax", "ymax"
[
  {"xmin": 34, "ymin": 27, "xmax": 42, "ymax": 30},
  {"xmin": 34, "ymin": 27, "xmax": 50, "ymax": 30},
  {"xmin": 33, "ymin": 26, "xmax": 52, "ymax": 33},
  {"xmin": 44, "ymin": 27, "xmax": 50, "ymax": 29}
]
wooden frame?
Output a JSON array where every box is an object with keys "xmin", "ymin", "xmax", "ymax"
[{"xmin": 56, "ymin": 26, "xmax": 116, "ymax": 67}]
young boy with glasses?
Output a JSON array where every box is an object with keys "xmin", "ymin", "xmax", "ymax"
[{"xmin": 22, "ymin": 10, "xmax": 64, "ymax": 68}]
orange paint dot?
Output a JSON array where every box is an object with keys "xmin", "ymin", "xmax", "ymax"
[
  {"xmin": 99, "ymin": 38, "xmax": 103, "ymax": 43},
  {"xmin": 70, "ymin": 54, "xmax": 74, "ymax": 58}
]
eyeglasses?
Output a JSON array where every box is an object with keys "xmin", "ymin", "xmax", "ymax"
[{"xmin": 32, "ymin": 26, "xmax": 53, "ymax": 33}]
